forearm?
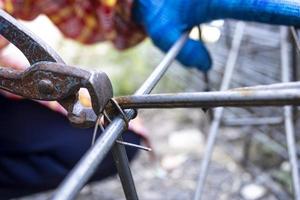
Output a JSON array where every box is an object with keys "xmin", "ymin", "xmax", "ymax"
[{"xmin": 210, "ymin": 0, "xmax": 300, "ymax": 26}]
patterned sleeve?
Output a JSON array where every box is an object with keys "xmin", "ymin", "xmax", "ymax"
[{"xmin": 0, "ymin": 0, "xmax": 146, "ymax": 49}]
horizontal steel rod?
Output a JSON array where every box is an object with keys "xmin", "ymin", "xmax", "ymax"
[
  {"xmin": 222, "ymin": 116, "xmax": 283, "ymax": 126},
  {"xmin": 114, "ymin": 89, "xmax": 300, "ymax": 109},
  {"xmin": 231, "ymin": 81, "xmax": 300, "ymax": 91},
  {"xmin": 52, "ymin": 33, "xmax": 189, "ymax": 200}
]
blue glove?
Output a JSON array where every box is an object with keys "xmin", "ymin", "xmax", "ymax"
[{"xmin": 133, "ymin": 0, "xmax": 300, "ymax": 71}]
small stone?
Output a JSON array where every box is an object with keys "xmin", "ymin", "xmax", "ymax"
[
  {"xmin": 154, "ymin": 167, "xmax": 167, "ymax": 179},
  {"xmin": 161, "ymin": 154, "xmax": 187, "ymax": 171},
  {"xmin": 80, "ymin": 185, "xmax": 92, "ymax": 195},
  {"xmin": 222, "ymin": 127, "xmax": 243, "ymax": 140},
  {"xmin": 240, "ymin": 183, "xmax": 266, "ymax": 200},
  {"xmin": 168, "ymin": 129, "xmax": 204, "ymax": 153},
  {"xmin": 280, "ymin": 161, "xmax": 291, "ymax": 172}
]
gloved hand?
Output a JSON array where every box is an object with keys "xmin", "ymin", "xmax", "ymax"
[{"xmin": 133, "ymin": 0, "xmax": 300, "ymax": 71}]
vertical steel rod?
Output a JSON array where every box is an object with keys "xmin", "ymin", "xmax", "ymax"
[
  {"xmin": 194, "ymin": 22, "xmax": 245, "ymax": 200},
  {"xmin": 52, "ymin": 33, "xmax": 188, "ymax": 200},
  {"xmin": 111, "ymin": 136, "xmax": 138, "ymax": 200},
  {"xmin": 291, "ymin": 27, "xmax": 299, "ymax": 121},
  {"xmin": 281, "ymin": 27, "xmax": 300, "ymax": 200},
  {"xmin": 291, "ymin": 27, "xmax": 300, "ymax": 53}
]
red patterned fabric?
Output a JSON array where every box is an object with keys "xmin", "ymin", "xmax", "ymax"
[{"xmin": 0, "ymin": 0, "xmax": 145, "ymax": 48}]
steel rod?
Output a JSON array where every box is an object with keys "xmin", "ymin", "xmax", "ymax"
[
  {"xmin": 111, "ymin": 137, "xmax": 138, "ymax": 200},
  {"xmin": 222, "ymin": 116, "xmax": 283, "ymax": 126},
  {"xmin": 281, "ymin": 27, "xmax": 300, "ymax": 200},
  {"xmin": 116, "ymin": 140, "xmax": 152, "ymax": 152},
  {"xmin": 107, "ymin": 33, "xmax": 188, "ymax": 199},
  {"xmin": 232, "ymin": 81, "xmax": 300, "ymax": 91},
  {"xmin": 291, "ymin": 27, "xmax": 300, "ymax": 53},
  {"xmin": 194, "ymin": 22, "xmax": 245, "ymax": 200},
  {"xmin": 113, "ymin": 89, "xmax": 300, "ymax": 109},
  {"xmin": 52, "ymin": 33, "xmax": 189, "ymax": 200},
  {"xmin": 135, "ymin": 33, "xmax": 189, "ymax": 95}
]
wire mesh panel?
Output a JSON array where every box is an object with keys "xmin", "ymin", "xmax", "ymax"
[
  {"xmin": 193, "ymin": 23, "xmax": 300, "ymax": 199},
  {"xmin": 48, "ymin": 21, "xmax": 300, "ymax": 199}
]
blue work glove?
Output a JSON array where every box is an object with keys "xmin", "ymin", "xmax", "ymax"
[{"xmin": 133, "ymin": 0, "xmax": 300, "ymax": 71}]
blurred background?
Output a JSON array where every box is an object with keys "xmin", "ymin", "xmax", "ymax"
[{"xmin": 7, "ymin": 16, "xmax": 300, "ymax": 200}]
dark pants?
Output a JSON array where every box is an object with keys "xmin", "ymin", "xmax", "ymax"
[{"xmin": 0, "ymin": 95, "xmax": 140, "ymax": 199}]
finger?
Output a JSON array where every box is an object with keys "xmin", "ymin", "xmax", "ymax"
[
  {"xmin": 210, "ymin": 0, "xmax": 300, "ymax": 26},
  {"xmin": 148, "ymin": 24, "xmax": 212, "ymax": 71}
]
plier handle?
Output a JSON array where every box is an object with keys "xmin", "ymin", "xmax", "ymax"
[{"xmin": 0, "ymin": 9, "xmax": 113, "ymax": 128}]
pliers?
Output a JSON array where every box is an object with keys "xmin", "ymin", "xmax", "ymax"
[{"xmin": 0, "ymin": 9, "xmax": 113, "ymax": 128}]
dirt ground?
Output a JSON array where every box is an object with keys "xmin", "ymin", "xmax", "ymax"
[{"xmin": 19, "ymin": 109, "xmax": 280, "ymax": 200}]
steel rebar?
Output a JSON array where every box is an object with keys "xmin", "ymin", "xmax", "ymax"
[
  {"xmin": 113, "ymin": 88, "xmax": 300, "ymax": 109},
  {"xmin": 291, "ymin": 27, "xmax": 300, "ymax": 53},
  {"xmin": 222, "ymin": 116, "xmax": 283, "ymax": 126},
  {"xmin": 194, "ymin": 22, "xmax": 245, "ymax": 200},
  {"xmin": 281, "ymin": 27, "xmax": 300, "ymax": 200},
  {"xmin": 111, "ymin": 137, "xmax": 138, "ymax": 200},
  {"xmin": 52, "ymin": 33, "xmax": 189, "ymax": 200}
]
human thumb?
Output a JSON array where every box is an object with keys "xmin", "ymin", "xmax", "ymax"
[{"xmin": 149, "ymin": 25, "xmax": 212, "ymax": 71}]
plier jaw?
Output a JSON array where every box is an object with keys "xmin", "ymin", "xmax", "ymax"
[
  {"xmin": 0, "ymin": 9, "xmax": 113, "ymax": 128},
  {"xmin": 0, "ymin": 61, "xmax": 113, "ymax": 128}
]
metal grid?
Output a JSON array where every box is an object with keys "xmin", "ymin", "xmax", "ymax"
[
  {"xmin": 194, "ymin": 23, "xmax": 300, "ymax": 200},
  {"xmin": 50, "ymin": 22, "xmax": 300, "ymax": 200}
]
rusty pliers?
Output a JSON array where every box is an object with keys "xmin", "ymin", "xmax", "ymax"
[{"xmin": 0, "ymin": 9, "xmax": 113, "ymax": 128}]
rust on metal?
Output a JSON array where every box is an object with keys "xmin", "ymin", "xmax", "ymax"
[
  {"xmin": 0, "ymin": 10, "xmax": 114, "ymax": 128},
  {"xmin": 232, "ymin": 88, "xmax": 254, "ymax": 96}
]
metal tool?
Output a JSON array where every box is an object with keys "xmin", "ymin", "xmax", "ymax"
[
  {"xmin": 0, "ymin": 61, "xmax": 112, "ymax": 127},
  {"xmin": 0, "ymin": 9, "xmax": 113, "ymax": 128},
  {"xmin": 0, "ymin": 9, "xmax": 148, "ymax": 200}
]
